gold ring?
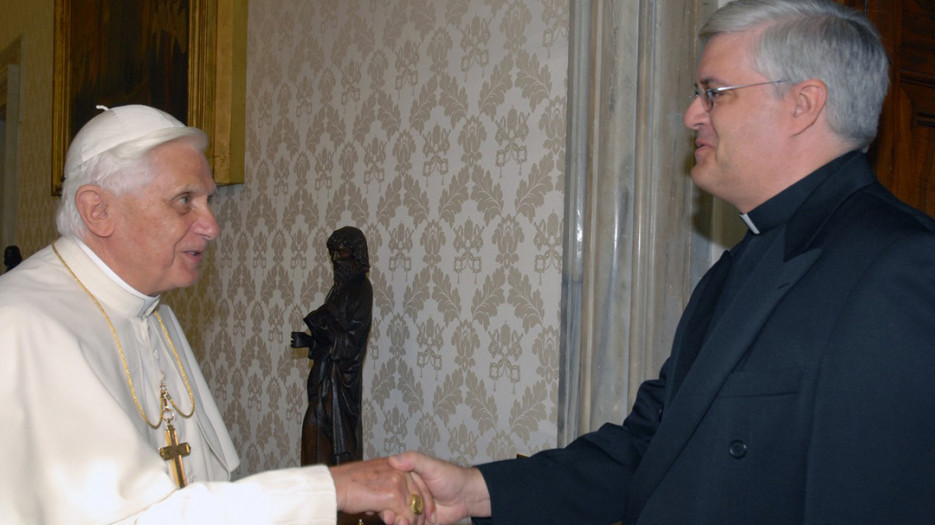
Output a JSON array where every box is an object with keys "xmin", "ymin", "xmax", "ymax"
[{"xmin": 409, "ymin": 493, "xmax": 424, "ymax": 515}]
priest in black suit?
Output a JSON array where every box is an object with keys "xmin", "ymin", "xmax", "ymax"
[{"xmin": 390, "ymin": 1, "xmax": 935, "ymax": 524}]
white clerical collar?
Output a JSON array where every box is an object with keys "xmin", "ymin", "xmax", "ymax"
[
  {"xmin": 73, "ymin": 237, "xmax": 158, "ymax": 304},
  {"xmin": 739, "ymin": 213, "xmax": 761, "ymax": 235}
]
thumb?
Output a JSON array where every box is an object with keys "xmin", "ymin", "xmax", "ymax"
[{"xmin": 388, "ymin": 451, "xmax": 416, "ymax": 472}]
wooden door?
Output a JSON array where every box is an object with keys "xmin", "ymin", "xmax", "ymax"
[{"xmin": 840, "ymin": 0, "xmax": 935, "ymax": 217}]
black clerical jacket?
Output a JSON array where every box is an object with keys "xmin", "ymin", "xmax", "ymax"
[{"xmin": 476, "ymin": 152, "xmax": 935, "ymax": 524}]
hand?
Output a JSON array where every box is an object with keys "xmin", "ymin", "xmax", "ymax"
[
  {"xmin": 389, "ymin": 451, "xmax": 491, "ymax": 524},
  {"xmin": 330, "ymin": 458, "xmax": 434, "ymax": 525},
  {"xmin": 291, "ymin": 331, "xmax": 311, "ymax": 348}
]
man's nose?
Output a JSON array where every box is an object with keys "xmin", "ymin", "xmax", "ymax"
[
  {"xmin": 195, "ymin": 206, "xmax": 220, "ymax": 240},
  {"xmin": 683, "ymin": 94, "xmax": 709, "ymax": 130}
]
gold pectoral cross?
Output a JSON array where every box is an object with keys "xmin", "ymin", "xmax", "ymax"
[
  {"xmin": 158, "ymin": 382, "xmax": 191, "ymax": 488},
  {"xmin": 160, "ymin": 419, "xmax": 191, "ymax": 488}
]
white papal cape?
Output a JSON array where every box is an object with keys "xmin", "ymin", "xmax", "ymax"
[{"xmin": 0, "ymin": 236, "xmax": 337, "ymax": 524}]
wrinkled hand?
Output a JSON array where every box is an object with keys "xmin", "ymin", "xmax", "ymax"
[
  {"xmin": 330, "ymin": 457, "xmax": 434, "ymax": 525},
  {"xmin": 389, "ymin": 451, "xmax": 491, "ymax": 525}
]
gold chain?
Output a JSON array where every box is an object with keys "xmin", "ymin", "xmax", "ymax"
[
  {"xmin": 154, "ymin": 311, "xmax": 196, "ymax": 419},
  {"xmin": 52, "ymin": 242, "xmax": 196, "ymax": 429}
]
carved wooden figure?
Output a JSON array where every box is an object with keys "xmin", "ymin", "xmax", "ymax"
[{"xmin": 291, "ymin": 227, "xmax": 372, "ymax": 467}]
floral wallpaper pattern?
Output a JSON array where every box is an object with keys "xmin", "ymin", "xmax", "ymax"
[{"xmin": 169, "ymin": 0, "xmax": 570, "ymax": 476}]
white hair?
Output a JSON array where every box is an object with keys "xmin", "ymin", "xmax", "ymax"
[
  {"xmin": 56, "ymin": 127, "xmax": 208, "ymax": 238},
  {"xmin": 702, "ymin": 0, "xmax": 889, "ymax": 148}
]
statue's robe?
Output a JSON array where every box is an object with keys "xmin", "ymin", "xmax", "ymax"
[{"xmin": 301, "ymin": 272, "xmax": 372, "ymax": 466}]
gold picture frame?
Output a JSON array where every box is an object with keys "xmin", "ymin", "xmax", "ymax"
[{"xmin": 51, "ymin": 0, "xmax": 247, "ymax": 195}]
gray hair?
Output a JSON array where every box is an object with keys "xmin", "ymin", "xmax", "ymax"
[
  {"xmin": 56, "ymin": 128, "xmax": 207, "ymax": 238},
  {"xmin": 702, "ymin": 0, "xmax": 888, "ymax": 148}
]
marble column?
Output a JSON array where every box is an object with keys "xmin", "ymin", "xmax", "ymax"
[{"xmin": 559, "ymin": 0, "xmax": 721, "ymax": 444}]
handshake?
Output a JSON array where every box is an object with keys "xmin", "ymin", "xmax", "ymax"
[{"xmin": 330, "ymin": 451, "xmax": 489, "ymax": 525}]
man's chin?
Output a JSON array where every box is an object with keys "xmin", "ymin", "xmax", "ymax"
[
  {"xmin": 688, "ymin": 165, "xmax": 708, "ymax": 185},
  {"xmin": 688, "ymin": 166, "xmax": 722, "ymax": 198},
  {"xmin": 161, "ymin": 272, "xmax": 202, "ymax": 294}
]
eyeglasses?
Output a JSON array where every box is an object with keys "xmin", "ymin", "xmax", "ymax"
[{"xmin": 692, "ymin": 80, "xmax": 789, "ymax": 111}]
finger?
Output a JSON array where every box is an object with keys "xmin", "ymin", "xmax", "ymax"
[
  {"xmin": 388, "ymin": 452, "xmax": 414, "ymax": 472},
  {"xmin": 405, "ymin": 473, "xmax": 434, "ymax": 525},
  {"xmin": 409, "ymin": 470, "xmax": 435, "ymax": 523},
  {"xmin": 403, "ymin": 480, "xmax": 424, "ymax": 523},
  {"xmin": 379, "ymin": 509, "xmax": 398, "ymax": 525}
]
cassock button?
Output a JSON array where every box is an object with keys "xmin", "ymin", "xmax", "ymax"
[{"xmin": 729, "ymin": 440, "xmax": 748, "ymax": 459}]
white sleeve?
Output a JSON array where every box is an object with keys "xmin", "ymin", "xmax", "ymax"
[{"xmin": 119, "ymin": 465, "xmax": 338, "ymax": 525}]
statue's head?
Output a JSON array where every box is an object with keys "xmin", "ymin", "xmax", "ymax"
[{"xmin": 327, "ymin": 227, "xmax": 369, "ymax": 279}]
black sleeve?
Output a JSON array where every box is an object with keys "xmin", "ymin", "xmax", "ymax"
[{"xmin": 475, "ymin": 359, "xmax": 670, "ymax": 525}]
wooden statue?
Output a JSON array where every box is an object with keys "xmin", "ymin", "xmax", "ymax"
[{"xmin": 291, "ymin": 227, "xmax": 373, "ymax": 466}]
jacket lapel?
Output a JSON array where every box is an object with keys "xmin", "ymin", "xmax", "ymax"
[
  {"xmin": 625, "ymin": 237, "xmax": 821, "ymax": 520},
  {"xmin": 667, "ymin": 249, "xmax": 733, "ymax": 399}
]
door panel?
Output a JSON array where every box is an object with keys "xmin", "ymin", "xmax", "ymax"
[{"xmin": 840, "ymin": 0, "xmax": 935, "ymax": 217}]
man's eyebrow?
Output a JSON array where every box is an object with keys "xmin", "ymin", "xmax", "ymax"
[
  {"xmin": 170, "ymin": 185, "xmax": 195, "ymax": 197},
  {"xmin": 169, "ymin": 183, "xmax": 215, "ymax": 200},
  {"xmin": 697, "ymin": 77, "xmax": 723, "ymax": 88}
]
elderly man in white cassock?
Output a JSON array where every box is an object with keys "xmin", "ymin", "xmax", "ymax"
[{"xmin": 0, "ymin": 105, "xmax": 431, "ymax": 525}]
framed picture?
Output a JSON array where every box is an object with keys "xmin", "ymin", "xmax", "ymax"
[{"xmin": 51, "ymin": 0, "xmax": 246, "ymax": 195}]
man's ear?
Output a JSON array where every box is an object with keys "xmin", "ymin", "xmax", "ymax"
[
  {"xmin": 75, "ymin": 185, "xmax": 115, "ymax": 237},
  {"xmin": 789, "ymin": 79, "xmax": 828, "ymax": 135}
]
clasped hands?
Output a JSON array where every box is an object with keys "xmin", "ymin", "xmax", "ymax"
[{"xmin": 330, "ymin": 452, "xmax": 489, "ymax": 525}]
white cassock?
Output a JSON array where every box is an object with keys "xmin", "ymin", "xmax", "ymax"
[{"xmin": 0, "ymin": 236, "xmax": 337, "ymax": 524}]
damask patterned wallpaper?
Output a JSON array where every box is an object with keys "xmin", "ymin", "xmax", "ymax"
[{"xmin": 169, "ymin": 0, "xmax": 570, "ymax": 476}]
